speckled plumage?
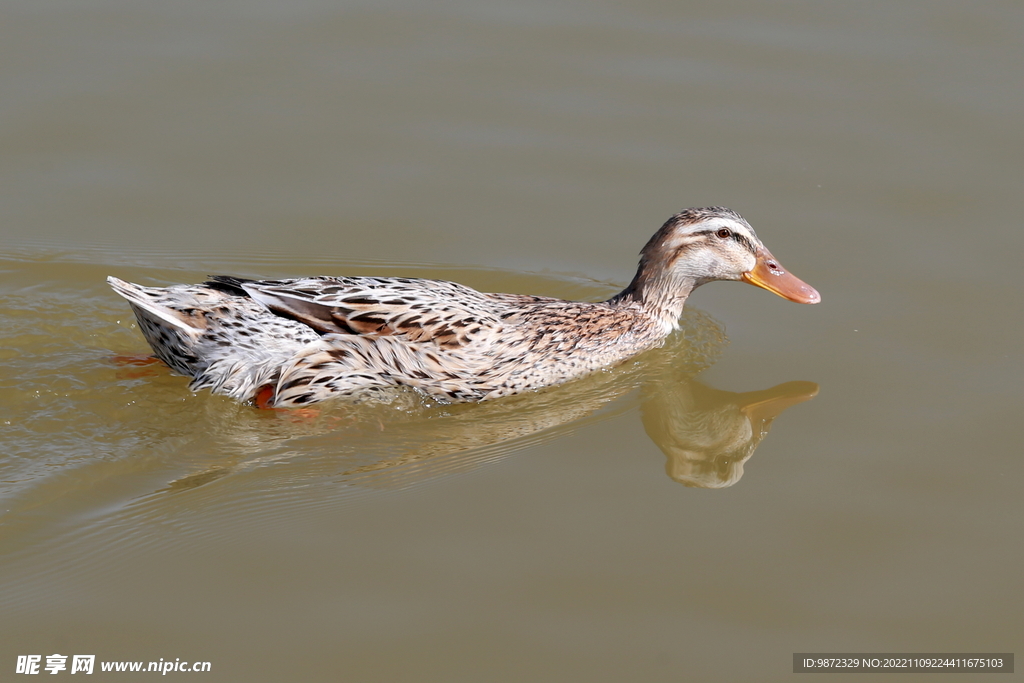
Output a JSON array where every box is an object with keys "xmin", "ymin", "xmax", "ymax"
[{"xmin": 109, "ymin": 207, "xmax": 819, "ymax": 407}]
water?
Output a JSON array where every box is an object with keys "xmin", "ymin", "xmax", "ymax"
[{"xmin": 2, "ymin": 1, "xmax": 1021, "ymax": 681}]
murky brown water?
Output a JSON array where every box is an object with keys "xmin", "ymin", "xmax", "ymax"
[{"xmin": 2, "ymin": 1, "xmax": 1022, "ymax": 681}]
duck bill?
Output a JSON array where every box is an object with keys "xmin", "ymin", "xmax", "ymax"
[{"xmin": 741, "ymin": 249, "xmax": 820, "ymax": 304}]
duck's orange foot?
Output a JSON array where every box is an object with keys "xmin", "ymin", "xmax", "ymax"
[
  {"xmin": 254, "ymin": 385, "xmax": 276, "ymax": 410},
  {"xmin": 253, "ymin": 385, "xmax": 323, "ymax": 422}
]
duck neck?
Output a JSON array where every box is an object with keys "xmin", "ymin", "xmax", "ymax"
[{"xmin": 608, "ymin": 259, "xmax": 699, "ymax": 331}]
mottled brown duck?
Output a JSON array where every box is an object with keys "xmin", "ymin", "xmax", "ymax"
[{"xmin": 108, "ymin": 207, "xmax": 819, "ymax": 407}]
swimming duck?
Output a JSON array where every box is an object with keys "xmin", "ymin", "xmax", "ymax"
[{"xmin": 108, "ymin": 207, "xmax": 819, "ymax": 407}]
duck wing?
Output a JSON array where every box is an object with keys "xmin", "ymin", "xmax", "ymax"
[{"xmin": 208, "ymin": 275, "xmax": 504, "ymax": 350}]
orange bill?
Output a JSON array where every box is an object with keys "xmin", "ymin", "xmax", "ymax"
[{"xmin": 741, "ymin": 249, "xmax": 820, "ymax": 304}]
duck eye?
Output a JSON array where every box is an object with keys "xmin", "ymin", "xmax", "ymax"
[{"xmin": 716, "ymin": 228, "xmax": 731, "ymax": 239}]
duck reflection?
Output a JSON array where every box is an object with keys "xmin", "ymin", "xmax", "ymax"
[
  {"xmin": 151, "ymin": 309, "xmax": 817, "ymax": 494},
  {"xmin": 642, "ymin": 378, "xmax": 818, "ymax": 488}
]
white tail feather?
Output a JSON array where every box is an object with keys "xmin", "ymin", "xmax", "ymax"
[{"xmin": 106, "ymin": 276, "xmax": 202, "ymax": 334}]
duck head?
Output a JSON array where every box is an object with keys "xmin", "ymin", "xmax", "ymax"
[{"xmin": 620, "ymin": 207, "xmax": 820, "ymax": 325}]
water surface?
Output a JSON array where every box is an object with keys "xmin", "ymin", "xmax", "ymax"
[{"xmin": 2, "ymin": 1, "xmax": 1022, "ymax": 681}]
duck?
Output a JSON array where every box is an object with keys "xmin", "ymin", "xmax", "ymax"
[{"xmin": 108, "ymin": 207, "xmax": 819, "ymax": 407}]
